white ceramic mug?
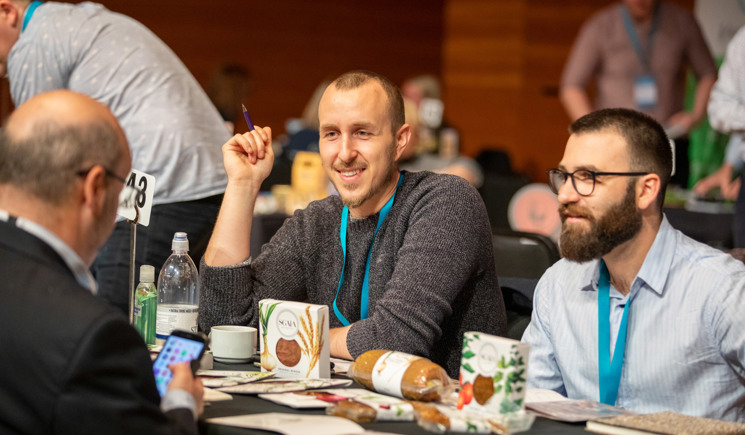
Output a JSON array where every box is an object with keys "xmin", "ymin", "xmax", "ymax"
[{"xmin": 209, "ymin": 325, "xmax": 257, "ymax": 363}]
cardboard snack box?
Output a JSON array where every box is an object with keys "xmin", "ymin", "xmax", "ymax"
[
  {"xmin": 258, "ymin": 299, "xmax": 330, "ymax": 378},
  {"xmin": 458, "ymin": 331, "xmax": 529, "ymax": 415}
]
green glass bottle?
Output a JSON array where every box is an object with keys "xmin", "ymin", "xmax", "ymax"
[{"xmin": 134, "ymin": 265, "xmax": 157, "ymax": 347}]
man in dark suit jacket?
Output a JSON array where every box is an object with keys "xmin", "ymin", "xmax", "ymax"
[{"xmin": 0, "ymin": 90, "xmax": 203, "ymax": 434}]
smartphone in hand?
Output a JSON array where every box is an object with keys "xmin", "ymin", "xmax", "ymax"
[{"xmin": 152, "ymin": 330, "xmax": 207, "ymax": 396}]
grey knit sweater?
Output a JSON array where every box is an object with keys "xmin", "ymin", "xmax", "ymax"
[{"xmin": 199, "ymin": 171, "xmax": 507, "ymax": 377}]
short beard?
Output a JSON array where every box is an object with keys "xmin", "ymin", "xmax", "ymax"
[
  {"xmin": 341, "ymin": 183, "xmax": 378, "ymax": 209},
  {"xmin": 559, "ymin": 181, "xmax": 642, "ymax": 263},
  {"xmin": 336, "ymin": 143, "xmax": 398, "ymax": 210}
]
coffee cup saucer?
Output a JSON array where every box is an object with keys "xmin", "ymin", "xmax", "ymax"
[{"xmin": 213, "ymin": 356, "xmax": 252, "ymax": 364}]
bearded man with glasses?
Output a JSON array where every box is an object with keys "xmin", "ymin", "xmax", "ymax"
[{"xmin": 522, "ymin": 108, "xmax": 745, "ymax": 422}]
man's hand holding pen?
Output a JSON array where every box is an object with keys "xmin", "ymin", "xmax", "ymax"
[
  {"xmin": 207, "ymin": 110, "xmax": 272, "ymax": 267},
  {"xmin": 222, "ymin": 125, "xmax": 274, "ymax": 192}
]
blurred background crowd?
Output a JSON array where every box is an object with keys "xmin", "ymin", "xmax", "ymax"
[{"xmin": 2, "ymin": 0, "xmax": 742, "ymax": 251}]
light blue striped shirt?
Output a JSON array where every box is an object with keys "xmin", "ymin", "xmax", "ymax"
[{"xmin": 523, "ymin": 217, "xmax": 745, "ymax": 422}]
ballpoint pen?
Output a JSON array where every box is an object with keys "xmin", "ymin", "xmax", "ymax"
[{"xmin": 242, "ymin": 104, "xmax": 255, "ymax": 131}]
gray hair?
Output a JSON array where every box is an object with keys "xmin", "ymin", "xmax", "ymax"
[{"xmin": 0, "ymin": 120, "xmax": 122, "ymax": 205}]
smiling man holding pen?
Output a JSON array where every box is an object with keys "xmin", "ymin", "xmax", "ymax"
[{"xmin": 198, "ymin": 70, "xmax": 507, "ymax": 377}]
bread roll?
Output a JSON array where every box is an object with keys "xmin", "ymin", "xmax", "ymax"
[{"xmin": 327, "ymin": 401, "xmax": 377, "ymax": 423}]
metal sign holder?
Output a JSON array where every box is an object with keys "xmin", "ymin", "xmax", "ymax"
[{"xmin": 127, "ymin": 206, "xmax": 139, "ymax": 325}]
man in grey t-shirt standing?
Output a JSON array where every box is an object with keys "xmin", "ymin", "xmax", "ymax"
[{"xmin": 0, "ymin": 0, "xmax": 229, "ymax": 314}]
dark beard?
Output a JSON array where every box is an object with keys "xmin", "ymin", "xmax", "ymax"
[{"xmin": 559, "ymin": 181, "xmax": 642, "ymax": 263}]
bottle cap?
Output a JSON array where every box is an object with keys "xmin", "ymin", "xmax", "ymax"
[
  {"xmin": 139, "ymin": 265, "xmax": 155, "ymax": 283},
  {"xmin": 172, "ymin": 231, "xmax": 189, "ymax": 251}
]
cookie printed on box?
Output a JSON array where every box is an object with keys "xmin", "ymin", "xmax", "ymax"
[
  {"xmin": 458, "ymin": 332, "xmax": 529, "ymax": 415},
  {"xmin": 259, "ymin": 299, "xmax": 330, "ymax": 378}
]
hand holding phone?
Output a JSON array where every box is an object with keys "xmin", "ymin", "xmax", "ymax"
[
  {"xmin": 152, "ymin": 330, "xmax": 207, "ymax": 396},
  {"xmin": 168, "ymin": 362, "xmax": 205, "ymax": 416}
]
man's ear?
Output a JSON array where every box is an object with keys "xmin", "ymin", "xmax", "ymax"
[
  {"xmin": 0, "ymin": 1, "xmax": 21, "ymax": 27},
  {"xmin": 636, "ymin": 173, "xmax": 661, "ymax": 211},
  {"xmin": 80, "ymin": 165, "xmax": 108, "ymax": 213},
  {"xmin": 394, "ymin": 124, "xmax": 411, "ymax": 161}
]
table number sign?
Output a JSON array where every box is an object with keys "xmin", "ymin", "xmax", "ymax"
[
  {"xmin": 117, "ymin": 168, "xmax": 156, "ymax": 226},
  {"xmin": 119, "ymin": 168, "xmax": 156, "ymax": 325}
]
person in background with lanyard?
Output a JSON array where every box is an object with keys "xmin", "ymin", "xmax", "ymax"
[
  {"xmin": 522, "ymin": 108, "xmax": 745, "ymax": 422},
  {"xmin": 198, "ymin": 70, "xmax": 506, "ymax": 377},
  {"xmin": 559, "ymin": 0, "xmax": 717, "ymax": 187}
]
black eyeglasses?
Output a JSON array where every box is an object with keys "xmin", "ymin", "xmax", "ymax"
[
  {"xmin": 77, "ymin": 166, "xmax": 144, "ymax": 209},
  {"xmin": 546, "ymin": 168, "xmax": 650, "ymax": 197}
]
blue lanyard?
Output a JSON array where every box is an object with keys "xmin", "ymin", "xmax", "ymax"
[
  {"xmin": 621, "ymin": 3, "xmax": 660, "ymax": 71},
  {"xmin": 597, "ymin": 260, "xmax": 631, "ymax": 406},
  {"xmin": 22, "ymin": 1, "xmax": 42, "ymax": 33},
  {"xmin": 333, "ymin": 173, "xmax": 404, "ymax": 326}
]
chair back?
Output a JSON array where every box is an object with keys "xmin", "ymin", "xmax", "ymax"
[
  {"xmin": 493, "ymin": 230, "xmax": 560, "ymax": 340},
  {"xmin": 499, "ymin": 277, "xmax": 538, "ymax": 340},
  {"xmin": 492, "ymin": 229, "xmax": 560, "ymax": 280},
  {"xmin": 479, "ymin": 174, "xmax": 530, "ymax": 229}
]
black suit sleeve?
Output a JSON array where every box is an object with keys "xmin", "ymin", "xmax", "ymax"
[{"xmin": 52, "ymin": 313, "xmax": 197, "ymax": 435}]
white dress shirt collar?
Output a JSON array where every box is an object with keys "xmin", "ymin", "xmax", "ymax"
[
  {"xmin": 0, "ymin": 209, "xmax": 97, "ymax": 294},
  {"xmin": 585, "ymin": 215, "xmax": 676, "ymax": 298}
]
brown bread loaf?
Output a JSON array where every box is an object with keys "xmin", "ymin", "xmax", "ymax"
[{"xmin": 348, "ymin": 350, "xmax": 453, "ymax": 402}]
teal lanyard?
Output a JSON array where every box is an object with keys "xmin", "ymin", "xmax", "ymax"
[
  {"xmin": 333, "ymin": 173, "xmax": 404, "ymax": 326},
  {"xmin": 22, "ymin": 1, "xmax": 42, "ymax": 33},
  {"xmin": 598, "ymin": 260, "xmax": 631, "ymax": 406},
  {"xmin": 621, "ymin": 3, "xmax": 660, "ymax": 71}
]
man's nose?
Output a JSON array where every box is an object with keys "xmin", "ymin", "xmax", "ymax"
[
  {"xmin": 338, "ymin": 135, "xmax": 357, "ymax": 162},
  {"xmin": 557, "ymin": 176, "xmax": 580, "ymax": 204}
]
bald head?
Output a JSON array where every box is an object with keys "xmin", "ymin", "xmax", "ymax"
[
  {"xmin": 0, "ymin": 90, "xmax": 130, "ymax": 205},
  {"xmin": 6, "ymin": 90, "xmax": 123, "ymax": 139}
]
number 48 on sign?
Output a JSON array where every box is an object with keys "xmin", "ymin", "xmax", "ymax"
[{"xmin": 117, "ymin": 169, "xmax": 156, "ymax": 227}]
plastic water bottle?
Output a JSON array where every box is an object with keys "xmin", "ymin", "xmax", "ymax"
[
  {"xmin": 156, "ymin": 232, "xmax": 199, "ymax": 344},
  {"xmin": 133, "ymin": 265, "xmax": 157, "ymax": 347}
]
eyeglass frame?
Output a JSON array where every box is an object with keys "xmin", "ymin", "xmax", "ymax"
[
  {"xmin": 77, "ymin": 166, "xmax": 128, "ymax": 185},
  {"xmin": 546, "ymin": 168, "xmax": 650, "ymax": 197},
  {"xmin": 77, "ymin": 166, "xmax": 145, "ymax": 208}
]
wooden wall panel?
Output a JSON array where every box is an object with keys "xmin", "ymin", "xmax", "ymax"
[
  {"xmin": 443, "ymin": 0, "xmax": 526, "ymax": 169},
  {"xmin": 517, "ymin": 0, "xmax": 611, "ymax": 181}
]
